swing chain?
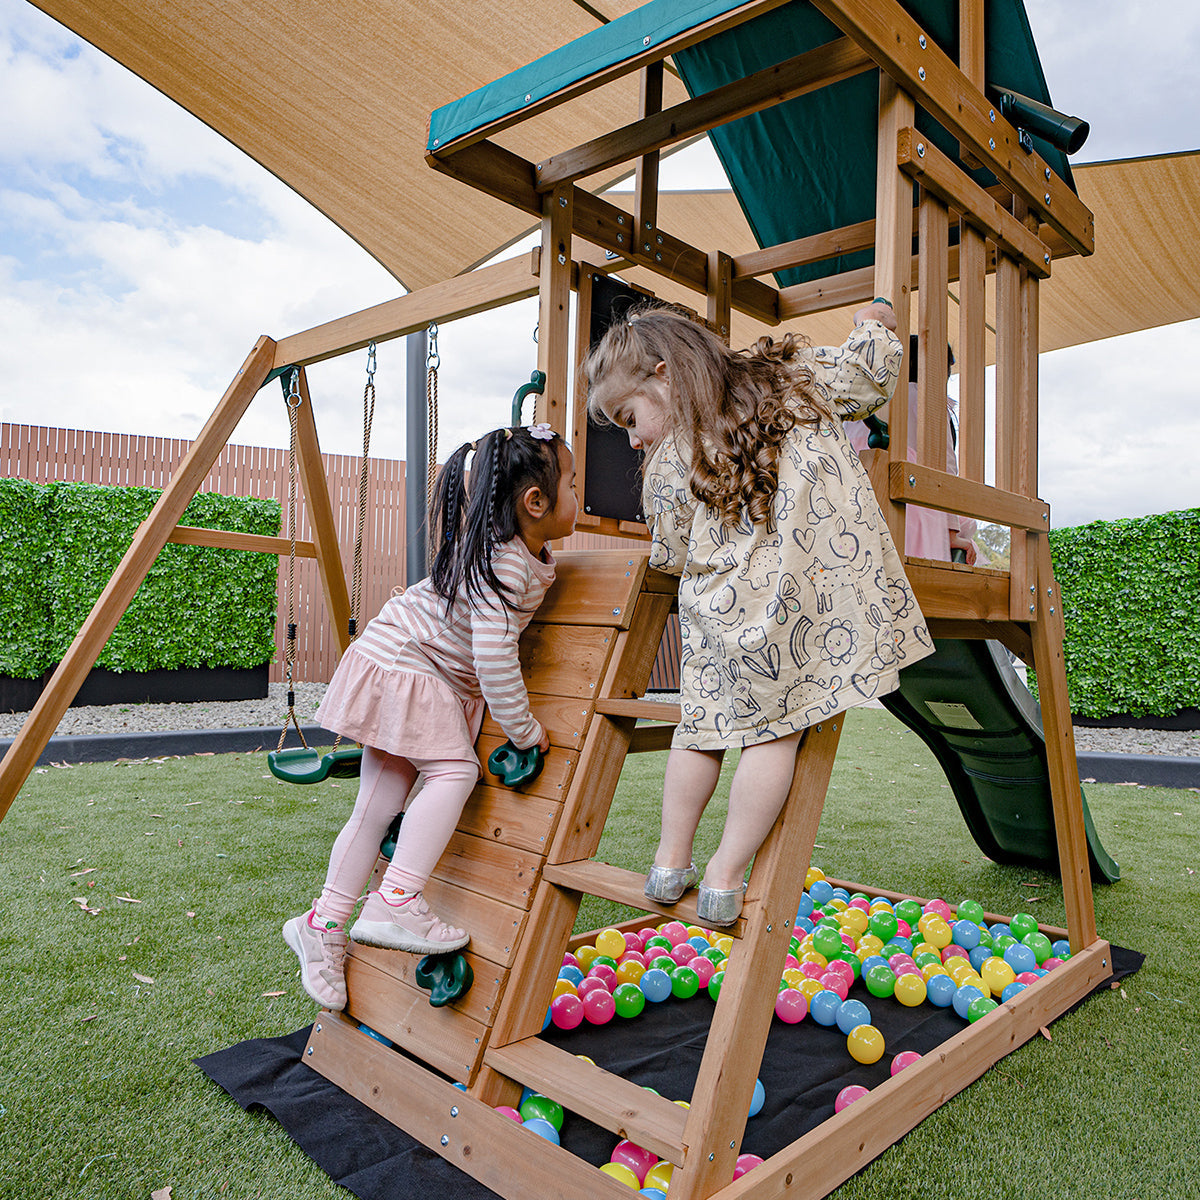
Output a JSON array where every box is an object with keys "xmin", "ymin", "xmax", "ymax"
[
  {"xmin": 278, "ymin": 367, "xmax": 309, "ymax": 754},
  {"xmin": 426, "ymin": 323, "xmax": 440, "ymax": 567},
  {"xmin": 350, "ymin": 343, "xmax": 377, "ymax": 643}
]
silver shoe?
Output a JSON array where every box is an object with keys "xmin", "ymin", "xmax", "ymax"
[
  {"xmin": 697, "ymin": 882, "xmax": 746, "ymax": 927},
  {"xmin": 644, "ymin": 862, "xmax": 699, "ymax": 903}
]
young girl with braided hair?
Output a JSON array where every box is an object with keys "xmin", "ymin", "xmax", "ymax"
[
  {"xmin": 585, "ymin": 300, "xmax": 931, "ymax": 926},
  {"xmin": 284, "ymin": 423, "xmax": 576, "ymax": 1010}
]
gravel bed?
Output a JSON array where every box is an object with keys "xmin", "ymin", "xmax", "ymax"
[{"xmin": 1, "ymin": 682, "xmax": 1196, "ymax": 757}]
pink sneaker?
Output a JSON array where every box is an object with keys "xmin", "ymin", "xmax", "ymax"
[
  {"xmin": 350, "ymin": 889, "xmax": 470, "ymax": 954},
  {"xmin": 283, "ymin": 908, "xmax": 348, "ymax": 1010}
]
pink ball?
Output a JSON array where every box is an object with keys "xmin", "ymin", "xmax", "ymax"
[
  {"xmin": 849, "ymin": 898, "xmax": 871, "ymax": 913},
  {"xmin": 800, "ymin": 962, "xmax": 825, "ymax": 981},
  {"xmin": 577, "ymin": 976, "xmax": 610, "ymax": 1000},
  {"xmin": 611, "ymin": 1140, "xmax": 657, "ymax": 1184},
  {"xmin": 923, "ymin": 898, "xmax": 952, "ymax": 920},
  {"xmin": 819, "ymin": 972, "xmax": 849, "ymax": 1000},
  {"xmin": 670, "ymin": 943, "xmax": 698, "ymax": 966},
  {"xmin": 888, "ymin": 953, "xmax": 915, "ymax": 970},
  {"xmin": 840, "ymin": 932, "xmax": 856, "ymax": 951},
  {"xmin": 733, "ymin": 1154, "xmax": 764, "ymax": 1179},
  {"xmin": 588, "ymin": 964, "xmax": 618, "ymax": 991},
  {"xmin": 624, "ymin": 931, "xmax": 646, "ymax": 954},
  {"xmin": 896, "ymin": 918, "xmax": 912, "ymax": 938},
  {"xmin": 582, "ymin": 987, "xmax": 616, "ymax": 1024},
  {"xmin": 550, "ymin": 994, "xmax": 584, "ymax": 1030},
  {"xmin": 774, "ymin": 988, "xmax": 808, "ymax": 1024},
  {"xmin": 893, "ymin": 962, "xmax": 922, "ymax": 979},
  {"xmin": 942, "ymin": 944, "xmax": 969, "ymax": 962},
  {"xmin": 660, "ymin": 921, "xmax": 689, "ymax": 947},
  {"xmin": 824, "ymin": 959, "xmax": 855, "ymax": 989},
  {"xmin": 561, "ymin": 952, "xmax": 579, "ymax": 969},
  {"xmin": 835, "ymin": 1084, "xmax": 869, "ymax": 1112},
  {"xmin": 690, "ymin": 956, "xmax": 717, "ymax": 987},
  {"xmin": 784, "ymin": 953, "xmax": 800, "ymax": 970},
  {"xmin": 495, "ymin": 1104, "xmax": 523, "ymax": 1122},
  {"xmin": 890, "ymin": 1050, "xmax": 922, "ymax": 1075},
  {"xmin": 1041, "ymin": 956, "xmax": 1063, "ymax": 971},
  {"xmin": 1015, "ymin": 971, "xmax": 1040, "ymax": 985},
  {"xmin": 619, "ymin": 949, "xmax": 648, "ymax": 968}
]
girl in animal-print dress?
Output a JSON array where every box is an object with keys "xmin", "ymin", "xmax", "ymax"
[{"xmin": 584, "ymin": 300, "xmax": 931, "ymax": 925}]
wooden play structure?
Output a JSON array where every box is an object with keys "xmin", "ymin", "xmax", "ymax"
[{"xmin": 0, "ymin": 2, "xmax": 1117, "ymax": 1198}]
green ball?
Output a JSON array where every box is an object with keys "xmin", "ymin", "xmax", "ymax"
[
  {"xmin": 967, "ymin": 995, "xmax": 1000, "ymax": 1023},
  {"xmin": 956, "ymin": 899, "xmax": 985, "ymax": 925},
  {"xmin": 643, "ymin": 935, "xmax": 673, "ymax": 953},
  {"xmin": 520, "ymin": 1094, "xmax": 564, "ymax": 1130},
  {"xmin": 1023, "ymin": 931, "xmax": 1054, "ymax": 964},
  {"xmin": 702, "ymin": 947, "xmax": 727, "ymax": 965},
  {"xmin": 650, "ymin": 955, "xmax": 677, "ymax": 972},
  {"xmin": 812, "ymin": 925, "xmax": 845, "ymax": 959},
  {"xmin": 864, "ymin": 964, "xmax": 896, "ymax": 999},
  {"xmin": 993, "ymin": 935, "xmax": 1018, "ymax": 954},
  {"xmin": 1009, "ymin": 912, "xmax": 1039, "ymax": 940},
  {"xmin": 707, "ymin": 970, "xmax": 725, "ymax": 1001},
  {"xmin": 837, "ymin": 952, "xmax": 862, "ymax": 979},
  {"xmin": 867, "ymin": 911, "xmax": 898, "ymax": 942},
  {"xmin": 895, "ymin": 899, "xmax": 923, "ymax": 926},
  {"xmin": 613, "ymin": 982, "xmax": 646, "ymax": 1018},
  {"xmin": 592, "ymin": 954, "xmax": 619, "ymax": 971},
  {"xmin": 671, "ymin": 966, "xmax": 700, "ymax": 1000}
]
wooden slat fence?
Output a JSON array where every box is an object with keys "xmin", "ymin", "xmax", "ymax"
[{"xmin": 1, "ymin": 423, "xmax": 680, "ymax": 690}]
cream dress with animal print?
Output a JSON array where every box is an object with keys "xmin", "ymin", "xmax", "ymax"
[{"xmin": 643, "ymin": 319, "xmax": 933, "ymax": 751}]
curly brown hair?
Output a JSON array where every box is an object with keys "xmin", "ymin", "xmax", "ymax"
[{"xmin": 584, "ymin": 304, "xmax": 831, "ymax": 527}]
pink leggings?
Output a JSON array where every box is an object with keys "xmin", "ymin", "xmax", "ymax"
[{"xmin": 314, "ymin": 745, "xmax": 478, "ymax": 928}]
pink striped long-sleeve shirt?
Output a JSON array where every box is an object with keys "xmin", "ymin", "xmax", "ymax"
[{"xmin": 350, "ymin": 538, "xmax": 555, "ymax": 750}]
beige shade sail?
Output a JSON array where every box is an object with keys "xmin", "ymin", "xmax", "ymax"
[{"xmin": 30, "ymin": 2, "xmax": 1200, "ymax": 357}]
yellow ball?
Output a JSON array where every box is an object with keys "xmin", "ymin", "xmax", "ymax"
[
  {"xmin": 805, "ymin": 866, "xmax": 827, "ymax": 888},
  {"xmin": 574, "ymin": 944, "xmax": 601, "ymax": 971},
  {"xmin": 917, "ymin": 914, "xmax": 953, "ymax": 949},
  {"xmin": 781, "ymin": 967, "xmax": 806, "ymax": 990},
  {"xmin": 893, "ymin": 972, "xmax": 928, "ymax": 1007},
  {"xmin": 615, "ymin": 959, "xmax": 646, "ymax": 986},
  {"xmin": 798, "ymin": 978, "xmax": 825, "ymax": 1002},
  {"xmin": 599, "ymin": 1162, "xmax": 640, "ymax": 1189},
  {"xmin": 645, "ymin": 1162, "xmax": 675, "ymax": 1191},
  {"xmin": 827, "ymin": 897, "xmax": 849, "ymax": 912},
  {"xmin": 799, "ymin": 950, "xmax": 829, "ymax": 970},
  {"xmin": 847, "ymin": 1023, "xmax": 885, "ymax": 1064},
  {"xmin": 595, "ymin": 927, "xmax": 627, "ymax": 959},
  {"xmin": 856, "ymin": 934, "xmax": 885, "ymax": 958},
  {"xmin": 980, "ymin": 957, "xmax": 1016, "ymax": 996},
  {"xmin": 712, "ymin": 935, "xmax": 734, "ymax": 957},
  {"xmin": 685, "ymin": 925, "xmax": 707, "ymax": 941},
  {"xmin": 921, "ymin": 961, "xmax": 950, "ymax": 981},
  {"xmin": 838, "ymin": 908, "xmax": 869, "ymax": 936},
  {"xmin": 552, "ymin": 978, "xmax": 578, "ymax": 1000}
]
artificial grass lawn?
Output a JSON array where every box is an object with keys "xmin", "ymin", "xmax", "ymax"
[{"xmin": 1, "ymin": 708, "xmax": 1196, "ymax": 1200}]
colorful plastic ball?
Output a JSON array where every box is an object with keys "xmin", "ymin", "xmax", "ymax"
[
  {"xmin": 596, "ymin": 927, "xmax": 628, "ymax": 959},
  {"xmin": 613, "ymin": 982, "xmax": 647, "ymax": 1019},
  {"xmin": 733, "ymin": 1154, "xmax": 764, "ymax": 1179},
  {"xmin": 981, "ymin": 956, "xmax": 1017, "ymax": 995},
  {"xmin": 1015, "ymin": 970, "xmax": 1040, "ymax": 985},
  {"xmin": 774, "ymin": 987, "xmax": 808, "ymax": 1023},
  {"xmin": 574, "ymin": 944, "xmax": 601, "ymax": 971},
  {"xmin": 917, "ymin": 914, "xmax": 953, "ymax": 949},
  {"xmin": 988, "ymin": 922, "xmax": 1012, "ymax": 941},
  {"xmin": 838, "ymin": 907, "xmax": 869, "ymax": 936},
  {"xmin": 835, "ymin": 1084, "xmax": 869, "ymax": 1112},
  {"xmin": 582, "ymin": 987, "xmax": 616, "ymax": 1024},
  {"xmin": 689, "ymin": 956, "xmax": 717, "ymax": 988},
  {"xmin": 749, "ymin": 1078, "xmax": 766, "ymax": 1118},
  {"xmin": 577, "ymin": 976, "xmax": 611, "ymax": 1000},
  {"xmin": 520, "ymin": 1094, "xmax": 565, "ymax": 1130},
  {"xmin": 550, "ymin": 993, "xmax": 585, "ymax": 1030},
  {"xmin": 1051, "ymin": 938, "xmax": 1072, "ymax": 960},
  {"xmin": 1008, "ymin": 912, "xmax": 1039, "ymax": 940},
  {"xmin": 522, "ymin": 1117, "xmax": 560, "ymax": 1144},
  {"xmin": 922, "ymin": 961, "xmax": 950, "ymax": 983},
  {"xmin": 819, "ymin": 971, "xmax": 850, "ymax": 1001},
  {"xmin": 893, "ymin": 972, "xmax": 928, "ymax": 1007},
  {"xmin": 812, "ymin": 924, "xmax": 845, "ymax": 959},
  {"xmin": 639, "ymin": 968, "xmax": 673, "ymax": 1004},
  {"xmin": 611, "ymin": 1140, "xmax": 658, "ymax": 1184},
  {"xmin": 952, "ymin": 984, "xmax": 985, "ymax": 1020},
  {"xmin": 867, "ymin": 910, "xmax": 899, "ymax": 943},
  {"xmin": 659, "ymin": 921, "xmax": 689, "ymax": 947},
  {"xmin": 836, "ymin": 998, "xmax": 872, "ymax": 1035},
  {"xmin": 1001, "ymin": 980, "xmax": 1029, "ymax": 1003},
  {"xmin": 552, "ymin": 978, "xmax": 579, "ymax": 1001},
  {"xmin": 600, "ymin": 1161, "xmax": 640, "ymax": 1188},
  {"xmin": 495, "ymin": 1104, "xmax": 523, "ymax": 1122},
  {"xmin": 1023, "ymin": 931, "xmax": 1054, "ymax": 964},
  {"xmin": 707, "ymin": 969, "xmax": 725, "ymax": 1001},
  {"xmin": 808, "ymin": 879, "xmax": 834, "ymax": 907},
  {"xmin": 951, "ymin": 919, "xmax": 982, "ymax": 950},
  {"xmin": 615, "ymin": 960, "xmax": 647, "ymax": 987},
  {"xmin": 807, "ymin": 989, "xmax": 842, "ymax": 1027},
  {"xmin": 926, "ymin": 973, "xmax": 957, "ymax": 1008},
  {"xmin": 864, "ymin": 964, "xmax": 897, "ymax": 999},
  {"xmin": 648, "ymin": 954, "xmax": 678, "ymax": 973},
  {"xmin": 639, "ymin": 1191, "xmax": 667, "ymax": 1200},
  {"xmin": 670, "ymin": 966, "xmax": 700, "ymax": 1000},
  {"xmin": 644, "ymin": 1161, "xmax": 674, "ymax": 1191},
  {"xmin": 643, "ymin": 935, "xmax": 672, "ymax": 954},
  {"xmin": 558, "ymin": 964, "xmax": 585, "ymax": 986},
  {"xmin": 847, "ymin": 1023, "xmax": 885, "ymax": 1064},
  {"xmin": 588, "ymin": 963, "xmax": 618, "ymax": 990},
  {"xmin": 894, "ymin": 898, "xmax": 923, "ymax": 926},
  {"xmin": 825, "ymin": 958, "xmax": 857, "ymax": 989},
  {"xmin": 1041, "ymin": 956, "xmax": 1064, "ymax": 972},
  {"xmin": 955, "ymin": 899, "xmax": 986, "ymax": 925},
  {"xmin": 968, "ymin": 995, "xmax": 1000, "ymax": 1022},
  {"xmin": 966, "ymin": 944, "xmax": 994, "ymax": 972},
  {"xmin": 670, "ymin": 943, "xmax": 698, "ymax": 967},
  {"xmin": 626, "ymin": 930, "xmax": 649, "ymax": 953},
  {"xmin": 562, "ymin": 951, "xmax": 580, "ymax": 969},
  {"xmin": 891, "ymin": 1050, "xmax": 922, "ymax": 1075}
]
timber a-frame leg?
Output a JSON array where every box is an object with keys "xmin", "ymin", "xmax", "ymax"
[{"xmin": 0, "ymin": 343, "xmax": 352, "ymax": 824}]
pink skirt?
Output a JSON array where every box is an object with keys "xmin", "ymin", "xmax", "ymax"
[{"xmin": 315, "ymin": 648, "xmax": 485, "ymax": 765}]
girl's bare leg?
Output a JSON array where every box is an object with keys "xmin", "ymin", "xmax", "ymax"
[
  {"xmin": 654, "ymin": 746, "xmax": 725, "ymax": 869},
  {"xmin": 702, "ymin": 731, "xmax": 803, "ymax": 891}
]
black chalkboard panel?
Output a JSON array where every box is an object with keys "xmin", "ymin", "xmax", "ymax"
[{"xmin": 580, "ymin": 273, "xmax": 647, "ymax": 525}]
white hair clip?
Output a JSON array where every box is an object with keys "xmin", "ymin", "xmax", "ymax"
[{"xmin": 528, "ymin": 422, "xmax": 556, "ymax": 440}]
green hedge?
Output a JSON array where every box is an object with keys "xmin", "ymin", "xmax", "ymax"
[
  {"xmin": 0, "ymin": 480, "xmax": 281, "ymax": 678},
  {"xmin": 1036, "ymin": 508, "xmax": 1200, "ymax": 719}
]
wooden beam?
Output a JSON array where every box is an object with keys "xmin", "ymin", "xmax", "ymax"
[
  {"xmin": 707, "ymin": 249, "xmax": 733, "ymax": 341},
  {"xmin": 537, "ymin": 185, "xmax": 573, "ymax": 434},
  {"xmin": 428, "ymin": 0, "xmax": 795, "ymax": 156},
  {"xmin": 889, "ymin": 462, "xmax": 1049, "ymax": 530},
  {"xmin": 897, "ymin": 128, "xmax": 1051, "ymax": 277},
  {"xmin": 165, "ymin": 525, "xmax": 317, "ymax": 558},
  {"xmin": 632, "ymin": 61, "xmax": 664, "ymax": 233},
  {"xmin": 0, "ymin": 337, "xmax": 278, "ymax": 825},
  {"xmin": 534, "ymin": 37, "xmax": 873, "ymax": 191},
  {"xmin": 916, "ymin": 188, "xmax": 950, "ymax": 476},
  {"xmin": 732, "ymin": 217, "xmax": 876, "ymax": 280},
  {"xmin": 273, "ymin": 251, "xmax": 542, "ymax": 369},
  {"xmin": 957, "ymin": 0, "xmax": 986, "ymax": 168},
  {"xmin": 809, "ymin": 0, "xmax": 1095, "ymax": 255},
  {"xmin": 957, "ymin": 221, "xmax": 988, "ymax": 485}
]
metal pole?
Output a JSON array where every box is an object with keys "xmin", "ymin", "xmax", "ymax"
[{"xmin": 405, "ymin": 328, "xmax": 429, "ymax": 584}]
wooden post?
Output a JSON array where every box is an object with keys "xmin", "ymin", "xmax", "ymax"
[
  {"xmin": 916, "ymin": 188, "xmax": 950, "ymax": 476},
  {"xmin": 707, "ymin": 249, "xmax": 733, "ymax": 342},
  {"xmin": 537, "ymin": 184, "xmax": 573, "ymax": 435},
  {"xmin": 634, "ymin": 61, "xmax": 664, "ymax": 235},
  {"xmin": 956, "ymin": 222, "xmax": 988, "ymax": 485},
  {"xmin": 0, "ymin": 337, "xmax": 278, "ymax": 824}
]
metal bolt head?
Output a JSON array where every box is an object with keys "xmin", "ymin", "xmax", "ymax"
[
  {"xmin": 1045, "ymin": 167, "xmax": 1053, "ymax": 180},
  {"xmin": 919, "ymin": 33, "xmax": 927, "ymax": 48},
  {"xmin": 918, "ymin": 66, "xmax": 926, "ymax": 81},
  {"xmin": 441, "ymin": 1135, "xmax": 450, "ymax": 1147},
  {"xmin": 990, "ymin": 108, "xmax": 996, "ymax": 122},
  {"xmin": 989, "ymin": 137, "xmax": 996, "ymax": 150},
  {"xmin": 917, "ymin": 142, "xmax": 926, "ymax": 157},
  {"xmin": 558, "ymin": 195, "xmax": 567, "ymax": 207},
  {"xmin": 1045, "ymin": 193, "xmax": 1052, "ymax": 205}
]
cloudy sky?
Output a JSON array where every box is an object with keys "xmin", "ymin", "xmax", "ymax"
[{"xmin": 1, "ymin": 0, "xmax": 1198, "ymax": 530}]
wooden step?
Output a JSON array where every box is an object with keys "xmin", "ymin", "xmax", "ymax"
[
  {"xmin": 485, "ymin": 1036, "xmax": 687, "ymax": 1164},
  {"xmin": 594, "ymin": 698, "xmax": 681, "ymax": 723},
  {"xmin": 541, "ymin": 859, "xmax": 746, "ymax": 937}
]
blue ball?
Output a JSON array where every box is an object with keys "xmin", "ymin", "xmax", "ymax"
[
  {"xmin": 795, "ymin": 916, "xmax": 814, "ymax": 935},
  {"xmin": 1051, "ymin": 938, "xmax": 1072, "ymax": 960},
  {"xmin": 1001, "ymin": 981, "xmax": 1028, "ymax": 1003},
  {"xmin": 688, "ymin": 935, "xmax": 711, "ymax": 954},
  {"xmin": 640, "ymin": 1191, "xmax": 668, "ymax": 1199},
  {"xmin": 809, "ymin": 989, "xmax": 843, "ymax": 1027},
  {"xmin": 808, "ymin": 879, "xmax": 834, "ymax": 906},
  {"xmin": 639, "ymin": 968, "xmax": 673, "ymax": 1003},
  {"xmin": 831, "ymin": 887, "xmax": 851, "ymax": 903},
  {"xmin": 951, "ymin": 919, "xmax": 982, "ymax": 950},
  {"xmin": 988, "ymin": 922, "xmax": 1012, "ymax": 941},
  {"xmin": 968, "ymin": 944, "xmax": 994, "ymax": 971},
  {"xmin": 1003, "ymin": 942, "xmax": 1037, "ymax": 974},
  {"xmin": 358, "ymin": 1023, "xmax": 393, "ymax": 1048},
  {"xmin": 860, "ymin": 954, "xmax": 889, "ymax": 975},
  {"xmin": 748, "ymin": 1077, "xmax": 766, "ymax": 1118},
  {"xmin": 884, "ymin": 936, "xmax": 914, "ymax": 956},
  {"xmin": 952, "ymin": 984, "xmax": 984, "ymax": 1020},
  {"xmin": 836, "ymin": 998, "xmax": 872, "ymax": 1035},
  {"xmin": 522, "ymin": 1117, "xmax": 560, "ymax": 1144},
  {"xmin": 558, "ymin": 965, "xmax": 584, "ymax": 985},
  {"xmin": 796, "ymin": 893, "xmax": 815, "ymax": 920},
  {"xmin": 926, "ymin": 974, "xmax": 957, "ymax": 1008}
]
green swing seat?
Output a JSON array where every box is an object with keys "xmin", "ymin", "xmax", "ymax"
[{"xmin": 267, "ymin": 744, "xmax": 363, "ymax": 784}]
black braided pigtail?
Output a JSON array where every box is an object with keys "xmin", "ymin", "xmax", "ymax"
[{"xmin": 430, "ymin": 441, "xmax": 474, "ymax": 602}]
